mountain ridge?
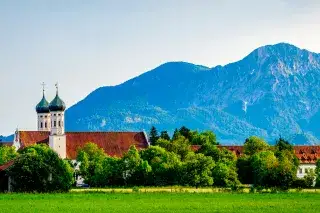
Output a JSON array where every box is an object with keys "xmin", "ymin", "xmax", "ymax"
[
  {"xmin": 2, "ymin": 43, "xmax": 319, "ymax": 145},
  {"xmin": 63, "ymin": 43, "xmax": 320, "ymax": 145}
]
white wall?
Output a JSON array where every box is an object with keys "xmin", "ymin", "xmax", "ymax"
[
  {"xmin": 71, "ymin": 160, "xmax": 85, "ymax": 186},
  {"xmin": 37, "ymin": 112, "xmax": 51, "ymax": 131},
  {"xmin": 297, "ymin": 164, "xmax": 316, "ymax": 178},
  {"xmin": 50, "ymin": 111, "xmax": 65, "ymax": 135},
  {"xmin": 49, "ymin": 135, "xmax": 66, "ymax": 159}
]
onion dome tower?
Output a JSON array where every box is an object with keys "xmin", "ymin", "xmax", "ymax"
[
  {"xmin": 49, "ymin": 83, "xmax": 66, "ymax": 135},
  {"xmin": 49, "ymin": 83, "xmax": 67, "ymax": 159},
  {"xmin": 36, "ymin": 83, "xmax": 51, "ymax": 131}
]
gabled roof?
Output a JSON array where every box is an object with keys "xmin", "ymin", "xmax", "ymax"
[
  {"xmin": 0, "ymin": 160, "xmax": 14, "ymax": 172},
  {"xmin": 16, "ymin": 131, "xmax": 149, "ymax": 159},
  {"xmin": 220, "ymin": 146, "xmax": 244, "ymax": 157},
  {"xmin": 19, "ymin": 131, "xmax": 50, "ymax": 148},
  {"xmin": 66, "ymin": 132, "xmax": 148, "ymax": 159},
  {"xmin": 191, "ymin": 145, "xmax": 243, "ymax": 157},
  {"xmin": 191, "ymin": 145, "xmax": 201, "ymax": 152},
  {"xmin": 193, "ymin": 145, "xmax": 319, "ymax": 164},
  {"xmin": 294, "ymin": 146, "xmax": 320, "ymax": 164}
]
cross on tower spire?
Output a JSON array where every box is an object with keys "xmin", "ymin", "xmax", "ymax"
[
  {"xmin": 55, "ymin": 82, "xmax": 59, "ymax": 95},
  {"xmin": 41, "ymin": 82, "xmax": 46, "ymax": 96}
]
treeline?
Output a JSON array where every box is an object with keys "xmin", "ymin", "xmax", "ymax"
[
  {"xmin": 76, "ymin": 126, "xmax": 320, "ymax": 191},
  {"xmin": 0, "ymin": 126, "xmax": 319, "ymax": 192}
]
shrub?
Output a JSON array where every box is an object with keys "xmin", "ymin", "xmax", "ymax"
[{"xmin": 8, "ymin": 144, "xmax": 74, "ymax": 192}]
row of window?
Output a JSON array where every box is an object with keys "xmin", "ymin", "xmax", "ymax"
[
  {"xmin": 39, "ymin": 113, "xmax": 62, "ymax": 118},
  {"xmin": 298, "ymin": 168, "xmax": 314, "ymax": 174},
  {"xmin": 39, "ymin": 120, "xmax": 64, "ymax": 128}
]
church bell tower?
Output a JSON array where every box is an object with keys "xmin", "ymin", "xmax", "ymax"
[
  {"xmin": 35, "ymin": 83, "xmax": 51, "ymax": 131},
  {"xmin": 48, "ymin": 83, "xmax": 67, "ymax": 159}
]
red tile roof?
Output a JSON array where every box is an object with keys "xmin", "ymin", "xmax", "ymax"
[
  {"xmin": 191, "ymin": 145, "xmax": 201, "ymax": 152},
  {"xmin": 0, "ymin": 160, "xmax": 14, "ymax": 172},
  {"xmin": 294, "ymin": 146, "xmax": 320, "ymax": 164},
  {"xmin": 66, "ymin": 132, "xmax": 148, "ymax": 159},
  {"xmin": 220, "ymin": 146, "xmax": 244, "ymax": 157},
  {"xmin": 19, "ymin": 131, "xmax": 50, "ymax": 148},
  {"xmin": 17, "ymin": 131, "xmax": 149, "ymax": 159},
  {"xmin": 194, "ymin": 145, "xmax": 319, "ymax": 164}
]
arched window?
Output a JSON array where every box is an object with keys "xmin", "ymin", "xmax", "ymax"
[
  {"xmin": 45, "ymin": 122, "xmax": 47, "ymax": 128},
  {"xmin": 40, "ymin": 122, "xmax": 43, "ymax": 128},
  {"xmin": 54, "ymin": 121, "xmax": 56, "ymax": 127},
  {"xmin": 58, "ymin": 121, "xmax": 61, "ymax": 127}
]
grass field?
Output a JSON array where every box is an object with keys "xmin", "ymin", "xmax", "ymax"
[{"xmin": 0, "ymin": 192, "xmax": 319, "ymax": 213}]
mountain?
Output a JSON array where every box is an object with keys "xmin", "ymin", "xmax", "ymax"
[
  {"xmin": 65, "ymin": 43, "xmax": 320, "ymax": 145},
  {"xmin": 0, "ymin": 134, "xmax": 14, "ymax": 142}
]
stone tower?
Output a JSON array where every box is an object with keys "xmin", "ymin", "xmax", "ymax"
[
  {"xmin": 35, "ymin": 83, "xmax": 51, "ymax": 131},
  {"xmin": 48, "ymin": 83, "xmax": 67, "ymax": 158}
]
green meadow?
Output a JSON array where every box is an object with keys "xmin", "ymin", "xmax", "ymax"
[{"xmin": 0, "ymin": 192, "xmax": 319, "ymax": 213}]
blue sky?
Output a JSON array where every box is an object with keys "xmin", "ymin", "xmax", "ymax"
[{"xmin": 1, "ymin": 0, "xmax": 320, "ymax": 135}]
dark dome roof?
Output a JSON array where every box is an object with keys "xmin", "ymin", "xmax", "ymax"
[
  {"xmin": 36, "ymin": 95, "xmax": 50, "ymax": 113},
  {"xmin": 49, "ymin": 94, "xmax": 66, "ymax": 111}
]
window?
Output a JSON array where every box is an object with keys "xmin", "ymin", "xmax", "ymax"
[
  {"xmin": 305, "ymin": 168, "xmax": 309, "ymax": 174},
  {"xmin": 299, "ymin": 168, "xmax": 303, "ymax": 174},
  {"xmin": 45, "ymin": 115, "xmax": 47, "ymax": 118},
  {"xmin": 40, "ymin": 115, "xmax": 43, "ymax": 118},
  {"xmin": 58, "ymin": 121, "xmax": 61, "ymax": 127},
  {"xmin": 40, "ymin": 122, "xmax": 43, "ymax": 128},
  {"xmin": 45, "ymin": 122, "xmax": 47, "ymax": 128},
  {"xmin": 58, "ymin": 114, "xmax": 61, "ymax": 116},
  {"xmin": 54, "ymin": 121, "xmax": 56, "ymax": 127},
  {"xmin": 54, "ymin": 114, "xmax": 56, "ymax": 116}
]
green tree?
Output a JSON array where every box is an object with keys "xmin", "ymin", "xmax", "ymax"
[
  {"xmin": 191, "ymin": 131, "xmax": 218, "ymax": 145},
  {"xmin": 156, "ymin": 135, "xmax": 191, "ymax": 161},
  {"xmin": 172, "ymin": 128, "xmax": 180, "ymax": 141},
  {"xmin": 181, "ymin": 152, "xmax": 214, "ymax": 187},
  {"xmin": 154, "ymin": 138, "xmax": 171, "ymax": 150},
  {"xmin": 212, "ymin": 162, "xmax": 239, "ymax": 187},
  {"xmin": 236, "ymin": 155, "xmax": 254, "ymax": 184},
  {"xmin": 315, "ymin": 159, "xmax": 320, "ymax": 187},
  {"xmin": 8, "ymin": 144, "xmax": 73, "ymax": 192},
  {"xmin": 0, "ymin": 145, "xmax": 17, "ymax": 165},
  {"xmin": 90, "ymin": 156, "xmax": 123, "ymax": 187},
  {"xmin": 251, "ymin": 150, "xmax": 297, "ymax": 191},
  {"xmin": 159, "ymin": 131, "xmax": 170, "ymax": 141},
  {"xmin": 304, "ymin": 169, "xmax": 316, "ymax": 188},
  {"xmin": 169, "ymin": 135, "xmax": 191, "ymax": 161},
  {"xmin": 179, "ymin": 126, "xmax": 192, "ymax": 141},
  {"xmin": 76, "ymin": 143, "xmax": 106, "ymax": 186},
  {"xmin": 275, "ymin": 154, "xmax": 297, "ymax": 190},
  {"xmin": 149, "ymin": 126, "xmax": 159, "ymax": 145},
  {"xmin": 243, "ymin": 136, "xmax": 269, "ymax": 156},
  {"xmin": 251, "ymin": 151, "xmax": 278, "ymax": 188},
  {"xmin": 274, "ymin": 136, "xmax": 293, "ymax": 152},
  {"xmin": 121, "ymin": 146, "xmax": 151, "ymax": 186},
  {"xmin": 197, "ymin": 142, "xmax": 239, "ymax": 187},
  {"xmin": 197, "ymin": 143, "xmax": 236, "ymax": 166},
  {"xmin": 140, "ymin": 146, "xmax": 182, "ymax": 186}
]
